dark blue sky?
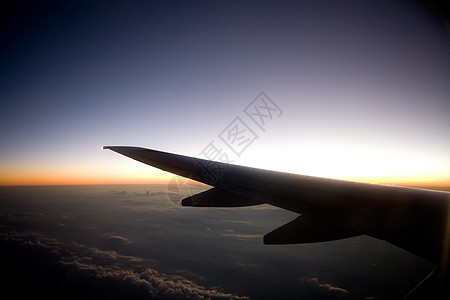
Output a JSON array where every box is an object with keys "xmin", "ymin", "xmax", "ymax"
[{"xmin": 1, "ymin": 0, "xmax": 449, "ymax": 185}]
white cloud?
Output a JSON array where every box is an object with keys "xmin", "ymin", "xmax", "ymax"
[
  {"xmin": 306, "ymin": 277, "xmax": 350, "ymax": 297},
  {"xmin": 104, "ymin": 234, "xmax": 132, "ymax": 244},
  {"xmin": 1, "ymin": 231, "xmax": 248, "ymax": 300}
]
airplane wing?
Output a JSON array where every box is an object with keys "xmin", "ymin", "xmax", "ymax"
[{"xmin": 103, "ymin": 146, "xmax": 449, "ymax": 281}]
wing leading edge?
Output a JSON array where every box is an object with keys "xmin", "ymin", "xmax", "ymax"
[{"xmin": 104, "ymin": 146, "xmax": 449, "ymax": 275}]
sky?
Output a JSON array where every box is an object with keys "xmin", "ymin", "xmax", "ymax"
[{"xmin": 1, "ymin": 0, "xmax": 449, "ymax": 186}]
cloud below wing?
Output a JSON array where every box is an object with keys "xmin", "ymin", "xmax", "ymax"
[
  {"xmin": 0, "ymin": 231, "xmax": 248, "ymax": 300},
  {"xmin": 305, "ymin": 277, "xmax": 350, "ymax": 297}
]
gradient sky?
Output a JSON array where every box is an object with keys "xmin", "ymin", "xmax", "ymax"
[{"xmin": 1, "ymin": 0, "xmax": 449, "ymax": 186}]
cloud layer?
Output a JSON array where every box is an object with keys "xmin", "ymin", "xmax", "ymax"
[{"xmin": 0, "ymin": 231, "xmax": 247, "ymax": 300}]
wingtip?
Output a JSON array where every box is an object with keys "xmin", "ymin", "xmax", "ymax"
[{"xmin": 102, "ymin": 146, "xmax": 118, "ymax": 150}]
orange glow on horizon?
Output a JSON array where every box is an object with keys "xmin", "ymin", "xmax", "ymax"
[
  {"xmin": 1, "ymin": 170, "xmax": 449, "ymax": 188},
  {"xmin": 339, "ymin": 176, "xmax": 450, "ymax": 189},
  {"xmin": 0, "ymin": 173, "xmax": 205, "ymax": 186}
]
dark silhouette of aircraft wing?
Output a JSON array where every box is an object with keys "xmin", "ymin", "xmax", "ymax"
[{"xmin": 103, "ymin": 146, "xmax": 449, "ymax": 295}]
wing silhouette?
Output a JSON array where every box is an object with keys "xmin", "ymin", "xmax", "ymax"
[{"xmin": 104, "ymin": 146, "xmax": 449, "ymax": 294}]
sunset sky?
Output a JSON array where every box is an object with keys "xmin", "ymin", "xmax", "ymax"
[{"xmin": 1, "ymin": 0, "xmax": 449, "ymax": 186}]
